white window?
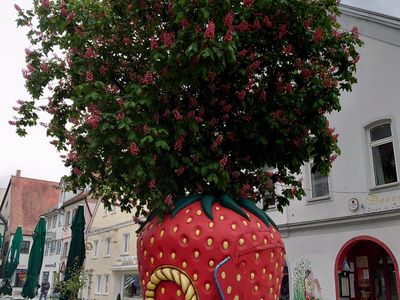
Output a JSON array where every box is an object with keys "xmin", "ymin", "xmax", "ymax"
[
  {"xmin": 58, "ymin": 214, "xmax": 62, "ymax": 227},
  {"xmin": 104, "ymin": 238, "xmax": 111, "ymax": 256},
  {"xmin": 65, "ymin": 211, "xmax": 71, "ymax": 226},
  {"xmin": 103, "ymin": 274, "xmax": 109, "ymax": 294},
  {"xmin": 63, "ymin": 242, "xmax": 69, "ymax": 257},
  {"xmin": 52, "ymin": 215, "xmax": 57, "ymax": 228},
  {"xmin": 47, "ymin": 218, "xmax": 51, "ymax": 230},
  {"xmin": 44, "ymin": 242, "xmax": 49, "ymax": 256},
  {"xmin": 95, "ymin": 275, "xmax": 102, "ymax": 294},
  {"xmin": 50, "ymin": 240, "xmax": 56, "ymax": 255},
  {"xmin": 368, "ymin": 122, "xmax": 398, "ymax": 186},
  {"xmin": 93, "ymin": 240, "xmax": 98, "ymax": 258},
  {"xmin": 56, "ymin": 240, "xmax": 61, "ymax": 254},
  {"xmin": 122, "ymin": 233, "xmax": 130, "ymax": 254},
  {"xmin": 310, "ymin": 163, "xmax": 329, "ymax": 199}
]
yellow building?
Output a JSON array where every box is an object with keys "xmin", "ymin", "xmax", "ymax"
[{"xmin": 83, "ymin": 200, "xmax": 141, "ymax": 300}]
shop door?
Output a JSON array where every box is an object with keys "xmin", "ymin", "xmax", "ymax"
[
  {"xmin": 122, "ymin": 273, "xmax": 142, "ymax": 300},
  {"xmin": 339, "ymin": 240, "xmax": 398, "ymax": 300}
]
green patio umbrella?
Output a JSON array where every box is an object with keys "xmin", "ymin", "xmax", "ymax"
[
  {"xmin": 61, "ymin": 205, "xmax": 86, "ymax": 299},
  {"xmin": 21, "ymin": 217, "xmax": 46, "ymax": 298},
  {"xmin": 0, "ymin": 226, "xmax": 23, "ymax": 295}
]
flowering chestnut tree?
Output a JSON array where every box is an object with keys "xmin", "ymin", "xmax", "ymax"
[{"xmin": 13, "ymin": 0, "xmax": 361, "ymax": 219}]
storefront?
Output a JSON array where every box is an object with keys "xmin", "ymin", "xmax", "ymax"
[
  {"xmin": 335, "ymin": 236, "xmax": 400, "ymax": 300},
  {"xmin": 111, "ymin": 256, "xmax": 142, "ymax": 300}
]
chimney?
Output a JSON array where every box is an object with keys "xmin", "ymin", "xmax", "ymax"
[{"xmin": 15, "ymin": 169, "xmax": 21, "ymax": 186}]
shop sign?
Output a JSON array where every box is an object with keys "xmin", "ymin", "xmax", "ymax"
[
  {"xmin": 45, "ymin": 263, "xmax": 57, "ymax": 268},
  {"xmin": 364, "ymin": 193, "xmax": 400, "ymax": 212},
  {"xmin": 114, "ymin": 256, "xmax": 138, "ymax": 267}
]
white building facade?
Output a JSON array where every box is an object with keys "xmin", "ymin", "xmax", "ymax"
[
  {"xmin": 83, "ymin": 201, "xmax": 141, "ymax": 300},
  {"xmin": 269, "ymin": 5, "xmax": 400, "ymax": 300}
]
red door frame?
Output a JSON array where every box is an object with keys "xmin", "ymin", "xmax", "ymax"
[{"xmin": 334, "ymin": 235, "xmax": 400, "ymax": 299}]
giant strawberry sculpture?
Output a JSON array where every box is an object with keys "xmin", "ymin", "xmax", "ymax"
[{"xmin": 138, "ymin": 195, "xmax": 285, "ymax": 300}]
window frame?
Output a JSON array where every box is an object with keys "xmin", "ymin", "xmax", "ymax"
[
  {"xmin": 367, "ymin": 120, "xmax": 399, "ymax": 189},
  {"xmin": 307, "ymin": 162, "xmax": 331, "ymax": 202},
  {"xmin": 20, "ymin": 240, "xmax": 30, "ymax": 254},
  {"xmin": 104, "ymin": 238, "xmax": 111, "ymax": 257},
  {"xmin": 122, "ymin": 233, "xmax": 130, "ymax": 255},
  {"xmin": 95, "ymin": 275, "xmax": 102, "ymax": 294},
  {"xmin": 103, "ymin": 274, "xmax": 109, "ymax": 295},
  {"xmin": 65, "ymin": 211, "xmax": 71, "ymax": 226},
  {"xmin": 93, "ymin": 240, "xmax": 99, "ymax": 258}
]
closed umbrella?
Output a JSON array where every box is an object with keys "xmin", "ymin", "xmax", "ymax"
[
  {"xmin": 0, "ymin": 226, "xmax": 23, "ymax": 295},
  {"xmin": 61, "ymin": 205, "xmax": 85, "ymax": 299},
  {"xmin": 21, "ymin": 217, "xmax": 47, "ymax": 298}
]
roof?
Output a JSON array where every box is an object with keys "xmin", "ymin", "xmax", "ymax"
[{"xmin": 0, "ymin": 174, "xmax": 61, "ymax": 235}]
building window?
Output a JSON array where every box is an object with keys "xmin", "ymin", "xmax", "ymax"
[
  {"xmin": 104, "ymin": 238, "xmax": 111, "ymax": 256},
  {"xmin": 58, "ymin": 214, "xmax": 62, "ymax": 227},
  {"xmin": 2, "ymin": 241, "xmax": 9, "ymax": 256},
  {"xmin": 122, "ymin": 233, "xmax": 130, "ymax": 255},
  {"xmin": 368, "ymin": 122, "xmax": 398, "ymax": 186},
  {"xmin": 65, "ymin": 211, "xmax": 71, "ymax": 226},
  {"xmin": 47, "ymin": 218, "xmax": 51, "ymax": 230},
  {"xmin": 14, "ymin": 269, "xmax": 27, "ymax": 287},
  {"xmin": 50, "ymin": 240, "xmax": 56, "ymax": 255},
  {"xmin": 95, "ymin": 275, "xmax": 102, "ymax": 294},
  {"xmin": 63, "ymin": 242, "xmax": 69, "ymax": 257},
  {"xmin": 52, "ymin": 215, "xmax": 57, "ymax": 228},
  {"xmin": 56, "ymin": 240, "xmax": 61, "ymax": 254},
  {"xmin": 103, "ymin": 274, "xmax": 109, "ymax": 294},
  {"xmin": 42, "ymin": 271, "xmax": 50, "ymax": 283},
  {"xmin": 310, "ymin": 163, "xmax": 329, "ymax": 199},
  {"xmin": 20, "ymin": 241, "xmax": 30, "ymax": 254},
  {"xmin": 93, "ymin": 240, "xmax": 98, "ymax": 258},
  {"xmin": 44, "ymin": 242, "xmax": 49, "ymax": 256}
]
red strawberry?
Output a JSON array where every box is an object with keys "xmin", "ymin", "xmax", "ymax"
[{"xmin": 137, "ymin": 195, "xmax": 285, "ymax": 300}]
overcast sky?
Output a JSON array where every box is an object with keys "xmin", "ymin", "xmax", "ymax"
[{"xmin": 1, "ymin": 0, "xmax": 400, "ymax": 188}]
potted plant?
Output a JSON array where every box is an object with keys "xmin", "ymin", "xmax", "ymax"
[{"xmin": 13, "ymin": 0, "xmax": 361, "ymax": 299}]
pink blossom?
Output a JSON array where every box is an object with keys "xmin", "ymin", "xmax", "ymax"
[
  {"xmin": 219, "ymin": 155, "xmax": 228, "ymax": 168},
  {"xmin": 243, "ymin": 0, "xmax": 254, "ymax": 6},
  {"xmin": 174, "ymin": 135, "xmax": 185, "ymax": 151},
  {"xmin": 85, "ymin": 115, "xmax": 100, "ymax": 128},
  {"xmin": 278, "ymin": 24, "xmax": 287, "ymax": 40},
  {"xmin": 160, "ymin": 32, "xmax": 175, "ymax": 48},
  {"xmin": 204, "ymin": 21, "xmax": 215, "ymax": 39},
  {"xmin": 41, "ymin": 0, "xmax": 50, "ymax": 9},
  {"xmin": 148, "ymin": 180, "xmax": 156, "ymax": 189},
  {"xmin": 14, "ymin": 4, "xmax": 22, "ymax": 12},
  {"xmin": 129, "ymin": 143, "xmax": 140, "ymax": 156},
  {"xmin": 143, "ymin": 125, "xmax": 149, "ymax": 134},
  {"xmin": 40, "ymin": 63, "xmax": 49, "ymax": 72},
  {"xmin": 150, "ymin": 37, "xmax": 159, "ymax": 50},
  {"xmin": 175, "ymin": 167, "xmax": 185, "ymax": 176},
  {"xmin": 116, "ymin": 111, "xmax": 125, "ymax": 120},
  {"xmin": 224, "ymin": 30, "xmax": 233, "ymax": 42},
  {"xmin": 224, "ymin": 12, "xmax": 234, "ymax": 29},
  {"xmin": 123, "ymin": 37, "xmax": 131, "ymax": 46},
  {"xmin": 263, "ymin": 16, "xmax": 273, "ymax": 29},
  {"xmin": 181, "ymin": 18, "xmax": 190, "ymax": 29},
  {"xmin": 211, "ymin": 135, "xmax": 223, "ymax": 151},
  {"xmin": 173, "ymin": 109, "xmax": 183, "ymax": 120},
  {"xmin": 238, "ymin": 21, "xmax": 249, "ymax": 32},
  {"xmin": 84, "ymin": 47, "xmax": 95, "ymax": 58},
  {"xmin": 142, "ymin": 71, "xmax": 154, "ymax": 84},
  {"xmin": 238, "ymin": 90, "xmax": 246, "ymax": 100},
  {"xmin": 164, "ymin": 194, "xmax": 173, "ymax": 207},
  {"xmin": 351, "ymin": 26, "xmax": 359, "ymax": 38},
  {"xmin": 8, "ymin": 120, "xmax": 16, "ymax": 126},
  {"xmin": 304, "ymin": 19, "xmax": 311, "ymax": 29},
  {"xmin": 253, "ymin": 19, "xmax": 261, "ymax": 30},
  {"xmin": 86, "ymin": 71, "xmax": 94, "ymax": 82},
  {"xmin": 68, "ymin": 152, "xmax": 78, "ymax": 162},
  {"xmin": 313, "ymin": 28, "xmax": 323, "ymax": 44},
  {"xmin": 99, "ymin": 65, "xmax": 109, "ymax": 75},
  {"xmin": 67, "ymin": 12, "xmax": 75, "ymax": 23},
  {"xmin": 73, "ymin": 167, "xmax": 83, "ymax": 176}
]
